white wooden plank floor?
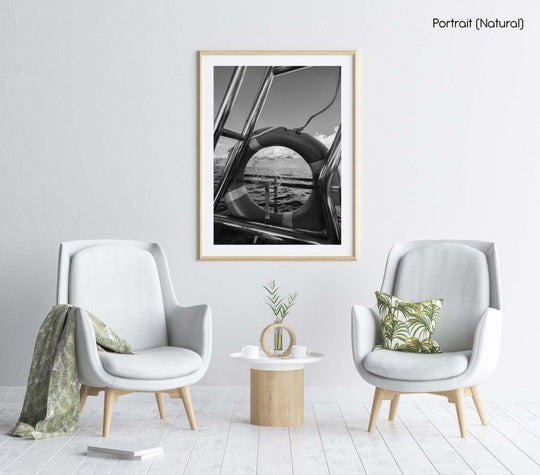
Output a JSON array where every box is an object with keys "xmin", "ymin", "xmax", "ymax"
[{"xmin": 1, "ymin": 387, "xmax": 540, "ymax": 475}]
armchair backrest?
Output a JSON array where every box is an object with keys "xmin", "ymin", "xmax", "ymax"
[
  {"xmin": 57, "ymin": 240, "xmax": 178, "ymax": 351},
  {"xmin": 380, "ymin": 240, "xmax": 501, "ymax": 352}
]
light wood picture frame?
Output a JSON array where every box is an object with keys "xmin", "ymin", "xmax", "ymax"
[{"xmin": 199, "ymin": 50, "xmax": 357, "ymax": 260}]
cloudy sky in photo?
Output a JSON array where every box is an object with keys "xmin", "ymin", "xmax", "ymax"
[{"xmin": 214, "ymin": 66, "xmax": 340, "ymax": 159}]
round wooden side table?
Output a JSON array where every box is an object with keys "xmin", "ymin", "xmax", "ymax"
[{"xmin": 230, "ymin": 351, "xmax": 324, "ymax": 426}]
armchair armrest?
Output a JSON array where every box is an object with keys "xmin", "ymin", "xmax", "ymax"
[
  {"xmin": 351, "ymin": 305, "xmax": 381, "ymax": 367},
  {"xmin": 459, "ymin": 307, "xmax": 503, "ymax": 387},
  {"xmin": 166, "ymin": 304, "xmax": 212, "ymax": 363}
]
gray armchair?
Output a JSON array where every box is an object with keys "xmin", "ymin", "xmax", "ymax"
[
  {"xmin": 352, "ymin": 240, "xmax": 502, "ymax": 437},
  {"xmin": 57, "ymin": 240, "xmax": 212, "ymax": 436}
]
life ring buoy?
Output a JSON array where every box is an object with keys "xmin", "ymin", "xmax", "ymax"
[{"xmin": 224, "ymin": 127, "xmax": 328, "ymax": 231}]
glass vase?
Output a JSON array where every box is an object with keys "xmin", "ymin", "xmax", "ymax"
[{"xmin": 273, "ymin": 326, "xmax": 284, "ymax": 355}]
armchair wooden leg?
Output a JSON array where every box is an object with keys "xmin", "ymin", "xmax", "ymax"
[
  {"xmin": 389, "ymin": 394, "xmax": 400, "ymax": 421},
  {"xmin": 368, "ymin": 387, "xmax": 385, "ymax": 432},
  {"xmin": 453, "ymin": 388, "xmax": 467, "ymax": 438},
  {"xmin": 103, "ymin": 389, "xmax": 117, "ymax": 437},
  {"xmin": 470, "ymin": 386, "xmax": 487, "ymax": 425},
  {"xmin": 155, "ymin": 392, "xmax": 166, "ymax": 419},
  {"xmin": 80, "ymin": 385, "xmax": 90, "ymax": 412},
  {"xmin": 180, "ymin": 387, "xmax": 197, "ymax": 430}
]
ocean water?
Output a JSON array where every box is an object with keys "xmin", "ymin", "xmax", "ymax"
[
  {"xmin": 213, "ymin": 162, "xmax": 341, "ymax": 244},
  {"xmin": 214, "ymin": 151, "xmax": 341, "ymax": 220},
  {"xmin": 215, "ymin": 164, "xmax": 312, "ymax": 213}
]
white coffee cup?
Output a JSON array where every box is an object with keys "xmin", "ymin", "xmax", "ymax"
[
  {"xmin": 242, "ymin": 345, "xmax": 260, "ymax": 359},
  {"xmin": 291, "ymin": 345, "xmax": 311, "ymax": 358}
]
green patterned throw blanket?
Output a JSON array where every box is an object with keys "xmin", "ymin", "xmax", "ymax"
[{"xmin": 9, "ymin": 304, "xmax": 132, "ymax": 439}]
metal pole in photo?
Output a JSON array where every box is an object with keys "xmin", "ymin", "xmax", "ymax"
[
  {"xmin": 214, "ymin": 67, "xmax": 275, "ymax": 210},
  {"xmin": 264, "ymin": 182, "xmax": 271, "ymax": 221},
  {"xmin": 273, "ymin": 178, "xmax": 278, "ymax": 213},
  {"xmin": 319, "ymin": 125, "xmax": 342, "ymax": 244},
  {"xmin": 213, "ymin": 66, "xmax": 246, "ymax": 149}
]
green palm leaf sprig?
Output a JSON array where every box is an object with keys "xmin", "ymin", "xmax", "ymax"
[
  {"xmin": 421, "ymin": 301, "xmax": 441, "ymax": 332},
  {"xmin": 376, "ymin": 292, "xmax": 393, "ymax": 312},
  {"xmin": 381, "ymin": 317, "xmax": 409, "ymax": 347},
  {"xmin": 425, "ymin": 340, "xmax": 442, "ymax": 353},
  {"xmin": 393, "ymin": 300, "xmax": 418, "ymax": 319},
  {"xmin": 263, "ymin": 280, "xmax": 299, "ymax": 323},
  {"xmin": 399, "ymin": 337, "xmax": 422, "ymax": 353},
  {"xmin": 408, "ymin": 312, "xmax": 433, "ymax": 336}
]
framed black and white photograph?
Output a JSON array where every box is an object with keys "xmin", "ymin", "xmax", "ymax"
[{"xmin": 199, "ymin": 51, "xmax": 357, "ymax": 260}]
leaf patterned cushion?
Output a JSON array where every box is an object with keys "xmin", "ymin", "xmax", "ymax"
[{"xmin": 373, "ymin": 291, "xmax": 443, "ymax": 354}]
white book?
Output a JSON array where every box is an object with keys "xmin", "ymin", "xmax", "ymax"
[
  {"xmin": 86, "ymin": 449, "xmax": 163, "ymax": 461},
  {"xmin": 87, "ymin": 441, "xmax": 163, "ymax": 458}
]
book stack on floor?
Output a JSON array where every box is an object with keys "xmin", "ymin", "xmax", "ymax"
[{"xmin": 87, "ymin": 441, "xmax": 164, "ymax": 461}]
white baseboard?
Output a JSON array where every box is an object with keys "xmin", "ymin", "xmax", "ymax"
[{"xmin": 1, "ymin": 385, "xmax": 538, "ymax": 404}]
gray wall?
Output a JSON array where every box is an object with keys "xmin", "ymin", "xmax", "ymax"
[{"xmin": 1, "ymin": 0, "xmax": 539, "ymax": 393}]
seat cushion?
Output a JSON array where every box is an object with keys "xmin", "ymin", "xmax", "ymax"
[
  {"xmin": 364, "ymin": 349, "xmax": 470, "ymax": 381},
  {"xmin": 99, "ymin": 346, "xmax": 202, "ymax": 380}
]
